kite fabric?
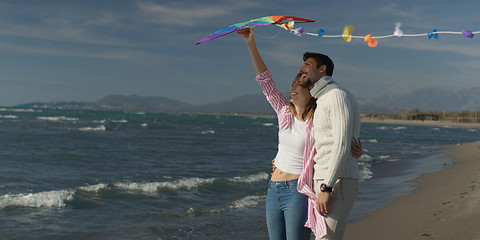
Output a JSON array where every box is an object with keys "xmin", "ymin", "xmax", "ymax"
[{"xmin": 193, "ymin": 16, "xmax": 314, "ymax": 45}]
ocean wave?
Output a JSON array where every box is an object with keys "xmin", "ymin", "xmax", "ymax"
[
  {"xmin": 358, "ymin": 153, "xmax": 374, "ymax": 162},
  {"xmin": 0, "ymin": 183, "xmax": 112, "ymax": 210},
  {"xmin": 201, "ymin": 130, "xmax": 215, "ymax": 134},
  {"xmin": 231, "ymin": 195, "xmax": 265, "ymax": 209},
  {"xmin": 376, "ymin": 126, "xmax": 389, "ymax": 130},
  {"xmin": 0, "ymin": 190, "xmax": 74, "ymax": 209},
  {"xmin": 36, "ymin": 116, "xmax": 79, "ymax": 121},
  {"xmin": 0, "ymin": 108, "xmax": 37, "ymax": 112},
  {"xmin": 113, "ymin": 177, "xmax": 217, "ymax": 195},
  {"xmin": 78, "ymin": 183, "xmax": 109, "ymax": 193},
  {"xmin": 184, "ymin": 194, "xmax": 267, "ymax": 215},
  {"xmin": 78, "ymin": 125, "xmax": 106, "ymax": 131},
  {"xmin": 357, "ymin": 153, "xmax": 373, "ymax": 181},
  {"xmin": 262, "ymin": 123, "xmax": 274, "ymax": 126},
  {"xmin": 113, "ymin": 173, "xmax": 268, "ymax": 195},
  {"xmin": 393, "ymin": 126, "xmax": 407, "ymax": 130},
  {"xmin": 358, "ymin": 162, "xmax": 373, "ymax": 181},
  {"xmin": 0, "ymin": 114, "xmax": 18, "ymax": 119},
  {"xmin": 231, "ymin": 172, "xmax": 269, "ymax": 183},
  {"xmin": 110, "ymin": 119, "xmax": 128, "ymax": 123},
  {"xmin": 366, "ymin": 139, "xmax": 378, "ymax": 143},
  {"xmin": 0, "ymin": 173, "xmax": 269, "ymax": 210}
]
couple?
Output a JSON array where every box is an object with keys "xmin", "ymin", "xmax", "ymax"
[{"xmin": 241, "ymin": 28, "xmax": 361, "ymax": 240}]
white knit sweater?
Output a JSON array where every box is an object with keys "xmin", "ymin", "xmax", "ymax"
[{"xmin": 310, "ymin": 76, "xmax": 361, "ymax": 187}]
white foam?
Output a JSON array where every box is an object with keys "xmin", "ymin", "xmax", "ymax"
[
  {"xmin": 111, "ymin": 119, "xmax": 128, "ymax": 123},
  {"xmin": 36, "ymin": 116, "xmax": 79, "ymax": 121},
  {"xmin": 93, "ymin": 119, "xmax": 106, "ymax": 123},
  {"xmin": 78, "ymin": 125, "xmax": 106, "ymax": 131},
  {"xmin": 78, "ymin": 183, "xmax": 108, "ymax": 192},
  {"xmin": 376, "ymin": 126, "xmax": 389, "ymax": 130},
  {"xmin": 0, "ymin": 108, "xmax": 37, "ymax": 112},
  {"xmin": 357, "ymin": 153, "xmax": 373, "ymax": 181},
  {"xmin": 393, "ymin": 126, "xmax": 407, "ymax": 130},
  {"xmin": 0, "ymin": 114, "xmax": 18, "ymax": 119},
  {"xmin": 366, "ymin": 139, "xmax": 378, "ymax": 143},
  {"xmin": 231, "ymin": 172, "xmax": 269, "ymax": 183},
  {"xmin": 201, "ymin": 130, "xmax": 215, "ymax": 134},
  {"xmin": 113, "ymin": 177, "xmax": 216, "ymax": 195},
  {"xmin": 0, "ymin": 190, "xmax": 74, "ymax": 209},
  {"xmin": 262, "ymin": 123, "xmax": 274, "ymax": 126},
  {"xmin": 358, "ymin": 153, "xmax": 374, "ymax": 162},
  {"xmin": 231, "ymin": 195, "xmax": 265, "ymax": 209},
  {"xmin": 198, "ymin": 194, "xmax": 267, "ymax": 214},
  {"xmin": 358, "ymin": 162, "xmax": 373, "ymax": 181},
  {"xmin": 432, "ymin": 128, "xmax": 440, "ymax": 131}
]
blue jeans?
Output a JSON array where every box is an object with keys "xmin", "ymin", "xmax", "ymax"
[{"xmin": 266, "ymin": 179, "xmax": 311, "ymax": 240}]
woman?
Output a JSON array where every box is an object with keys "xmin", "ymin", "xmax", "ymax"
[{"xmin": 240, "ymin": 28, "xmax": 362, "ymax": 240}]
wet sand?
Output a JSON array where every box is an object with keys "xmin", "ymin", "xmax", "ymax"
[{"xmin": 344, "ymin": 141, "xmax": 480, "ymax": 240}]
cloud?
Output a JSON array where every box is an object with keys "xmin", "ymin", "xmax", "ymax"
[
  {"xmin": 375, "ymin": 3, "xmax": 423, "ymax": 19},
  {"xmin": 385, "ymin": 38, "xmax": 480, "ymax": 58},
  {"xmin": 0, "ymin": 13, "xmax": 134, "ymax": 48},
  {"xmin": 137, "ymin": 1, "xmax": 261, "ymax": 26},
  {"xmin": 138, "ymin": 3, "xmax": 229, "ymax": 26},
  {"xmin": 0, "ymin": 41, "xmax": 155, "ymax": 62}
]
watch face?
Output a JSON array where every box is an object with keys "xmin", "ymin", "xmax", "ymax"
[{"xmin": 320, "ymin": 183, "xmax": 332, "ymax": 192}]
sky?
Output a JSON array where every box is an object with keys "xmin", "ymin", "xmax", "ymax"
[{"xmin": 1, "ymin": 0, "xmax": 479, "ymax": 106}]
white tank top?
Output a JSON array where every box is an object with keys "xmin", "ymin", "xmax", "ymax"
[{"xmin": 274, "ymin": 116, "xmax": 306, "ymax": 175}]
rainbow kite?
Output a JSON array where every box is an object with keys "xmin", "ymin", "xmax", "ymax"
[{"xmin": 194, "ymin": 16, "xmax": 314, "ymax": 45}]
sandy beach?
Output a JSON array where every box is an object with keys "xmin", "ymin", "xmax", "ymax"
[
  {"xmin": 361, "ymin": 118, "xmax": 480, "ymax": 129},
  {"xmin": 344, "ymin": 140, "xmax": 480, "ymax": 240}
]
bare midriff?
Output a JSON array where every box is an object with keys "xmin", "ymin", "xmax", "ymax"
[{"xmin": 271, "ymin": 168, "xmax": 300, "ymax": 181}]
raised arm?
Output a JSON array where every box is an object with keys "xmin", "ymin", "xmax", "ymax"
[{"xmin": 240, "ymin": 28, "xmax": 267, "ymax": 75}]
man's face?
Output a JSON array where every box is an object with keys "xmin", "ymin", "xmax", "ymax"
[{"xmin": 298, "ymin": 58, "xmax": 325, "ymax": 85}]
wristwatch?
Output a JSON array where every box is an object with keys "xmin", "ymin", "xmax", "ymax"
[{"xmin": 320, "ymin": 183, "xmax": 333, "ymax": 193}]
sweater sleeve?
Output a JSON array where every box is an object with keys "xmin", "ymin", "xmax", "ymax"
[
  {"xmin": 256, "ymin": 70, "xmax": 291, "ymax": 129},
  {"xmin": 322, "ymin": 90, "xmax": 355, "ymax": 187}
]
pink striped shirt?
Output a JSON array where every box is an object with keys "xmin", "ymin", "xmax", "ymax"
[{"xmin": 256, "ymin": 70, "xmax": 327, "ymax": 239}]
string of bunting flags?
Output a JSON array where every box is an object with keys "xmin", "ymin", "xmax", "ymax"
[
  {"xmin": 193, "ymin": 16, "xmax": 479, "ymax": 47},
  {"xmin": 280, "ymin": 22, "xmax": 479, "ymax": 47}
]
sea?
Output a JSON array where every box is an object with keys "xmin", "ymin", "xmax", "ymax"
[{"xmin": 0, "ymin": 107, "xmax": 479, "ymax": 240}]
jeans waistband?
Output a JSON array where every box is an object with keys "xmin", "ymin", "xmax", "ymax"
[{"xmin": 269, "ymin": 179, "xmax": 299, "ymax": 187}]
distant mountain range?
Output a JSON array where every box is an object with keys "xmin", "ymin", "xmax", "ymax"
[{"xmin": 14, "ymin": 86, "xmax": 480, "ymax": 114}]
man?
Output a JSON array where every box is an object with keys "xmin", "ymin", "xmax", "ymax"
[{"xmin": 298, "ymin": 52, "xmax": 361, "ymax": 240}]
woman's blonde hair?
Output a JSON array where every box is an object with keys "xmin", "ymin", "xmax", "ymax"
[{"xmin": 289, "ymin": 73, "xmax": 317, "ymax": 121}]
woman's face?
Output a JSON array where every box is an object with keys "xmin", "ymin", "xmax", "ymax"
[{"xmin": 290, "ymin": 78, "xmax": 312, "ymax": 107}]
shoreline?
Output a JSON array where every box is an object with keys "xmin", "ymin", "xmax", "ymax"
[
  {"xmin": 361, "ymin": 118, "xmax": 480, "ymax": 129},
  {"xmin": 344, "ymin": 140, "xmax": 480, "ymax": 240}
]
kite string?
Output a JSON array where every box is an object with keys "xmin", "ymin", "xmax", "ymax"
[
  {"xmin": 252, "ymin": 26, "xmax": 282, "ymax": 39},
  {"xmin": 277, "ymin": 24, "xmax": 480, "ymax": 39}
]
